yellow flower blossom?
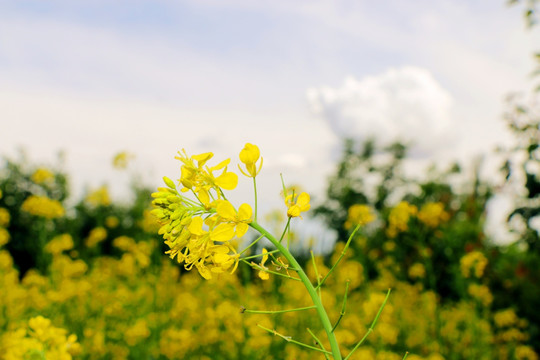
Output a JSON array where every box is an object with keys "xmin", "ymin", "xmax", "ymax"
[
  {"xmin": 85, "ymin": 185, "xmax": 111, "ymax": 207},
  {"xmin": 257, "ymin": 248, "xmax": 270, "ymax": 280},
  {"xmin": 344, "ymin": 204, "xmax": 375, "ymax": 230},
  {"xmin": 408, "ymin": 263, "xmax": 426, "ymax": 280},
  {"xmin": 0, "ymin": 208, "xmax": 10, "ymax": 227},
  {"xmin": 468, "ymin": 283, "xmax": 493, "ymax": 307},
  {"xmin": 386, "ymin": 201, "xmax": 417, "ymax": 238},
  {"xmin": 85, "ymin": 227, "xmax": 108, "ymax": 248},
  {"xmin": 460, "ymin": 251, "xmax": 488, "ymax": 278},
  {"xmin": 285, "ymin": 192, "xmax": 311, "ymax": 218},
  {"xmin": 2, "ymin": 316, "xmax": 81, "ymax": 359},
  {"xmin": 216, "ymin": 200, "xmax": 252, "ymax": 237},
  {"xmin": 45, "ymin": 234, "xmax": 74, "ymax": 256},
  {"xmin": 21, "ymin": 195, "xmax": 65, "ymax": 219},
  {"xmin": 418, "ymin": 202, "xmax": 450, "ymax": 228},
  {"xmin": 31, "ymin": 167, "xmax": 54, "ymax": 184},
  {"xmin": 0, "ymin": 227, "xmax": 9, "ymax": 247},
  {"xmin": 238, "ymin": 143, "xmax": 263, "ymax": 178},
  {"xmin": 112, "ymin": 151, "xmax": 134, "ymax": 169},
  {"xmin": 105, "ymin": 215, "xmax": 119, "ymax": 228}
]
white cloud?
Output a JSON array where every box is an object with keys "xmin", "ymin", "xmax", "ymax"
[{"xmin": 307, "ymin": 66, "xmax": 454, "ymax": 157}]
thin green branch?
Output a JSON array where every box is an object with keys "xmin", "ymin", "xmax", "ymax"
[
  {"xmin": 332, "ymin": 280, "xmax": 350, "ymax": 333},
  {"xmin": 279, "ymin": 217, "xmax": 292, "ymax": 243},
  {"xmin": 307, "ymin": 328, "xmax": 331, "ymax": 360},
  {"xmin": 239, "ymin": 234, "xmax": 266, "ymax": 256},
  {"xmin": 242, "ymin": 259, "xmax": 302, "ymax": 282},
  {"xmin": 253, "ymin": 177, "xmax": 258, "ymax": 222},
  {"xmin": 257, "ymin": 324, "xmax": 332, "ymax": 355},
  {"xmin": 344, "ymin": 289, "xmax": 391, "ymax": 360},
  {"xmin": 316, "ymin": 224, "xmax": 362, "ymax": 290},
  {"xmin": 241, "ymin": 249, "xmax": 279, "ymax": 261},
  {"xmin": 242, "ymin": 305, "xmax": 316, "ymax": 314},
  {"xmin": 310, "ymin": 251, "xmax": 322, "ymax": 299},
  {"xmin": 402, "ymin": 352, "xmax": 409, "ymax": 360}
]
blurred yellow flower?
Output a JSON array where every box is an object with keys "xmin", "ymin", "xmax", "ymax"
[
  {"xmin": 112, "ymin": 151, "xmax": 134, "ymax": 169},
  {"xmin": 408, "ymin": 263, "xmax": 426, "ymax": 280},
  {"xmin": 31, "ymin": 167, "xmax": 54, "ymax": 184},
  {"xmin": 344, "ymin": 204, "xmax": 375, "ymax": 230},
  {"xmin": 21, "ymin": 195, "xmax": 65, "ymax": 219},
  {"xmin": 0, "ymin": 227, "xmax": 10, "ymax": 247},
  {"xmin": 86, "ymin": 227, "xmax": 108, "ymax": 248},
  {"xmin": 386, "ymin": 201, "xmax": 417, "ymax": 238},
  {"xmin": 45, "ymin": 234, "xmax": 74, "ymax": 256},
  {"xmin": 418, "ymin": 202, "xmax": 450, "ymax": 228},
  {"xmin": 460, "ymin": 251, "xmax": 488, "ymax": 278},
  {"xmin": 85, "ymin": 186, "xmax": 111, "ymax": 207},
  {"xmin": 105, "ymin": 215, "xmax": 120, "ymax": 228},
  {"xmin": 0, "ymin": 207, "xmax": 10, "ymax": 227}
]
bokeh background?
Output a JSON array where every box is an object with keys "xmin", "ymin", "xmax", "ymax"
[{"xmin": 1, "ymin": 1, "xmax": 540, "ymax": 359}]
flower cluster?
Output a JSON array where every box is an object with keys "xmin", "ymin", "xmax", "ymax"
[
  {"xmin": 344, "ymin": 204, "xmax": 375, "ymax": 230},
  {"xmin": 21, "ymin": 195, "xmax": 65, "ymax": 219},
  {"xmin": 460, "ymin": 250, "xmax": 488, "ymax": 278},
  {"xmin": 386, "ymin": 201, "xmax": 417, "ymax": 238},
  {"xmin": 152, "ymin": 149, "xmax": 253, "ymax": 279},
  {"xmin": 0, "ymin": 316, "xmax": 81, "ymax": 360}
]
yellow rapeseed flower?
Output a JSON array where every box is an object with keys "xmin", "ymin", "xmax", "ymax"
[
  {"xmin": 85, "ymin": 186, "xmax": 111, "ymax": 207},
  {"xmin": 216, "ymin": 201, "xmax": 252, "ymax": 237},
  {"xmin": 285, "ymin": 192, "xmax": 311, "ymax": 218},
  {"xmin": 386, "ymin": 201, "xmax": 417, "ymax": 238},
  {"xmin": 0, "ymin": 207, "xmax": 10, "ymax": 227},
  {"xmin": 344, "ymin": 204, "xmax": 375, "ymax": 230},
  {"xmin": 257, "ymin": 248, "xmax": 270, "ymax": 280},
  {"xmin": 21, "ymin": 195, "xmax": 65, "ymax": 219},
  {"xmin": 31, "ymin": 167, "xmax": 54, "ymax": 184},
  {"xmin": 238, "ymin": 143, "xmax": 263, "ymax": 178},
  {"xmin": 0, "ymin": 227, "xmax": 10, "ymax": 247},
  {"xmin": 45, "ymin": 234, "xmax": 74, "ymax": 256},
  {"xmin": 112, "ymin": 151, "xmax": 134, "ymax": 169},
  {"xmin": 460, "ymin": 251, "xmax": 488, "ymax": 278},
  {"xmin": 86, "ymin": 227, "xmax": 108, "ymax": 248},
  {"xmin": 418, "ymin": 202, "xmax": 450, "ymax": 228}
]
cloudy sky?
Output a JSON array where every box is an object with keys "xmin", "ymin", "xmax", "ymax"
[{"xmin": 1, "ymin": 1, "xmax": 538, "ymax": 241}]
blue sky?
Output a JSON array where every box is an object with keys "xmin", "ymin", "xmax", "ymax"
[{"xmin": 0, "ymin": 0, "xmax": 538, "ymax": 243}]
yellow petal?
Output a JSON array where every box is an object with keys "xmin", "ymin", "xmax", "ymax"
[
  {"xmin": 215, "ymin": 172, "xmax": 238, "ymax": 190},
  {"xmin": 210, "ymin": 158, "xmax": 231, "ymax": 171},
  {"xmin": 213, "ymin": 253, "xmax": 231, "ymax": 264},
  {"xmin": 236, "ymin": 223, "xmax": 248, "ymax": 238},
  {"xmin": 211, "ymin": 223, "xmax": 235, "ymax": 241},
  {"xmin": 188, "ymin": 217, "xmax": 205, "ymax": 235},
  {"xmin": 287, "ymin": 205, "xmax": 301, "ymax": 218},
  {"xmin": 238, "ymin": 203, "xmax": 252, "ymax": 222},
  {"xmin": 192, "ymin": 152, "xmax": 214, "ymax": 167},
  {"xmin": 217, "ymin": 201, "xmax": 236, "ymax": 219},
  {"xmin": 261, "ymin": 248, "xmax": 269, "ymax": 266},
  {"xmin": 258, "ymin": 270, "xmax": 269, "ymax": 280}
]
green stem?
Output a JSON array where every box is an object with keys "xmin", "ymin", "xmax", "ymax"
[
  {"xmin": 344, "ymin": 288, "xmax": 391, "ymax": 360},
  {"xmin": 241, "ymin": 249, "xmax": 279, "ymax": 261},
  {"xmin": 307, "ymin": 328, "xmax": 331, "ymax": 360},
  {"xmin": 243, "ymin": 305, "xmax": 316, "ymax": 314},
  {"xmin": 317, "ymin": 224, "xmax": 362, "ymax": 290},
  {"xmin": 257, "ymin": 324, "xmax": 332, "ymax": 355},
  {"xmin": 239, "ymin": 234, "xmax": 265, "ymax": 256},
  {"xmin": 250, "ymin": 221, "xmax": 342, "ymax": 360},
  {"xmin": 253, "ymin": 178, "xmax": 258, "ymax": 222}
]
